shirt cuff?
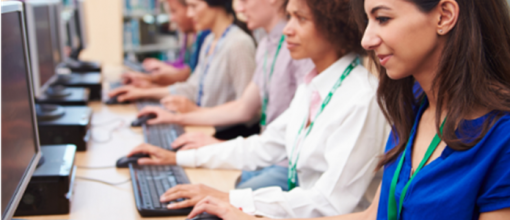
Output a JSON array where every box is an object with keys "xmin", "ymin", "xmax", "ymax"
[
  {"xmin": 229, "ymin": 188, "xmax": 256, "ymax": 215},
  {"xmin": 176, "ymin": 149, "xmax": 197, "ymax": 168}
]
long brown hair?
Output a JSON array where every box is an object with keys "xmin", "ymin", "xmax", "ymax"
[{"xmin": 351, "ymin": 0, "xmax": 510, "ymax": 169}]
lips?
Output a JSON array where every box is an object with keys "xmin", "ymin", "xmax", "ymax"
[
  {"xmin": 377, "ymin": 54, "xmax": 392, "ymax": 66},
  {"xmin": 286, "ymin": 41, "xmax": 299, "ymax": 50}
]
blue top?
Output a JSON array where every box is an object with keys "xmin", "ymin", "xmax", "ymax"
[
  {"xmin": 377, "ymin": 99, "xmax": 510, "ymax": 220},
  {"xmin": 188, "ymin": 30, "xmax": 211, "ymax": 72}
]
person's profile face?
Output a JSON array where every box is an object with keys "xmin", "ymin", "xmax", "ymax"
[
  {"xmin": 185, "ymin": 0, "xmax": 216, "ymax": 31},
  {"xmin": 282, "ymin": 0, "xmax": 331, "ymax": 61},
  {"xmin": 167, "ymin": 0, "xmax": 195, "ymax": 33},
  {"xmin": 361, "ymin": 0, "xmax": 441, "ymax": 80},
  {"xmin": 235, "ymin": 0, "xmax": 273, "ymax": 31}
]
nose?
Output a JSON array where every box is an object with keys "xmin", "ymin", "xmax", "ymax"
[
  {"xmin": 283, "ymin": 19, "xmax": 295, "ymax": 37},
  {"xmin": 361, "ymin": 23, "xmax": 382, "ymax": 51}
]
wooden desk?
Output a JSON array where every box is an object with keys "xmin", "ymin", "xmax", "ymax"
[{"xmin": 18, "ymin": 68, "xmax": 241, "ymax": 220}]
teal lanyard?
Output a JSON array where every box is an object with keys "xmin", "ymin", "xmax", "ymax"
[
  {"xmin": 260, "ymin": 35, "xmax": 286, "ymax": 126},
  {"xmin": 287, "ymin": 57, "xmax": 360, "ymax": 190},
  {"xmin": 388, "ymin": 103, "xmax": 446, "ymax": 220}
]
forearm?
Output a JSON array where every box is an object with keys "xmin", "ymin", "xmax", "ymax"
[
  {"xmin": 176, "ymin": 100, "xmax": 258, "ymax": 126},
  {"xmin": 152, "ymin": 67, "xmax": 191, "ymax": 86},
  {"xmin": 142, "ymin": 87, "xmax": 171, "ymax": 100}
]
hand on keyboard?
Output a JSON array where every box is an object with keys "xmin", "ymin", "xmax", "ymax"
[
  {"xmin": 128, "ymin": 143, "xmax": 177, "ymax": 165},
  {"xmin": 108, "ymin": 85, "xmax": 146, "ymax": 102},
  {"xmin": 122, "ymin": 71, "xmax": 154, "ymax": 88},
  {"xmin": 161, "ymin": 95, "xmax": 199, "ymax": 113},
  {"xmin": 187, "ymin": 196, "xmax": 256, "ymax": 220},
  {"xmin": 172, "ymin": 132, "xmax": 224, "ymax": 151},
  {"xmin": 138, "ymin": 106, "xmax": 181, "ymax": 125},
  {"xmin": 160, "ymin": 184, "xmax": 229, "ymax": 210}
]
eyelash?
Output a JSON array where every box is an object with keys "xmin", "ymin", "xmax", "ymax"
[{"xmin": 375, "ymin": 16, "xmax": 390, "ymax": 24}]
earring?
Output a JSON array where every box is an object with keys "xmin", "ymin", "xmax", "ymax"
[{"xmin": 439, "ymin": 29, "xmax": 443, "ymax": 34}]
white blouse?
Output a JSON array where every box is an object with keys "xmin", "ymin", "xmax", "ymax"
[{"xmin": 176, "ymin": 53, "xmax": 390, "ymax": 218}]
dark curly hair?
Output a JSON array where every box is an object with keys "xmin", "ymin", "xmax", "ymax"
[{"xmin": 304, "ymin": 0, "xmax": 364, "ymax": 56}]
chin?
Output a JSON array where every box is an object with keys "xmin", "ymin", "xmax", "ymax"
[
  {"xmin": 385, "ymin": 69, "xmax": 411, "ymax": 80},
  {"xmin": 288, "ymin": 51, "xmax": 306, "ymax": 60}
]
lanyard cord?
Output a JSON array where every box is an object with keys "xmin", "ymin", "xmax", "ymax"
[
  {"xmin": 260, "ymin": 35, "xmax": 286, "ymax": 126},
  {"xmin": 388, "ymin": 102, "xmax": 446, "ymax": 220},
  {"xmin": 196, "ymin": 25, "xmax": 234, "ymax": 106},
  {"xmin": 287, "ymin": 57, "xmax": 360, "ymax": 190}
]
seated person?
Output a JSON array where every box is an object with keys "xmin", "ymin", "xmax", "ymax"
[
  {"xmin": 135, "ymin": 0, "xmax": 315, "ymax": 191},
  {"xmin": 126, "ymin": 0, "xmax": 389, "ymax": 217},
  {"xmin": 184, "ymin": 0, "xmax": 510, "ymax": 219},
  {"xmin": 122, "ymin": 0, "xmax": 210, "ymax": 88},
  {"xmin": 110, "ymin": 0, "xmax": 256, "ymax": 109}
]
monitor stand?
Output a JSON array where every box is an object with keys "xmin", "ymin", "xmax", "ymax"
[
  {"xmin": 14, "ymin": 145, "xmax": 76, "ymax": 216},
  {"xmin": 55, "ymin": 72, "xmax": 102, "ymax": 101},
  {"xmin": 62, "ymin": 57, "xmax": 101, "ymax": 73},
  {"xmin": 36, "ymin": 84, "xmax": 89, "ymax": 106},
  {"xmin": 35, "ymin": 104, "xmax": 66, "ymax": 121},
  {"xmin": 36, "ymin": 106, "xmax": 92, "ymax": 151}
]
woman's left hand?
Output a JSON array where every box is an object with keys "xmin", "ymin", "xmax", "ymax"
[
  {"xmin": 160, "ymin": 184, "xmax": 229, "ymax": 210},
  {"xmin": 188, "ymin": 196, "xmax": 258, "ymax": 220}
]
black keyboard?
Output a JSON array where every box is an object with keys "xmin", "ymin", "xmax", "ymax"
[
  {"xmin": 124, "ymin": 59, "xmax": 148, "ymax": 73},
  {"xmin": 129, "ymin": 163, "xmax": 192, "ymax": 217},
  {"xmin": 143, "ymin": 123, "xmax": 185, "ymax": 151}
]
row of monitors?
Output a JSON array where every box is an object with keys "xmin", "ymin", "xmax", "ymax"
[
  {"xmin": 1, "ymin": 1, "xmax": 86, "ymax": 219},
  {"xmin": 25, "ymin": 0, "xmax": 88, "ymax": 98}
]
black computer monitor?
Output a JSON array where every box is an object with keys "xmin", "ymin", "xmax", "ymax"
[
  {"xmin": 24, "ymin": 0, "xmax": 59, "ymax": 97},
  {"xmin": 1, "ymin": 2, "xmax": 43, "ymax": 220},
  {"xmin": 75, "ymin": 0, "xmax": 88, "ymax": 49},
  {"xmin": 48, "ymin": 1, "xmax": 64, "ymax": 63}
]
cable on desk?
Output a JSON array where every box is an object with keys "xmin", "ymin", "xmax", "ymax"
[
  {"xmin": 91, "ymin": 119, "xmax": 129, "ymax": 143},
  {"xmin": 76, "ymin": 165, "xmax": 116, "ymax": 169},
  {"xmin": 76, "ymin": 176, "xmax": 131, "ymax": 186},
  {"xmin": 91, "ymin": 118, "xmax": 125, "ymax": 127}
]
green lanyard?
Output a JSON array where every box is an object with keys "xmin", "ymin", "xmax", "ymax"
[
  {"xmin": 260, "ymin": 35, "xmax": 286, "ymax": 126},
  {"xmin": 388, "ymin": 108, "xmax": 446, "ymax": 220},
  {"xmin": 287, "ymin": 57, "xmax": 360, "ymax": 190}
]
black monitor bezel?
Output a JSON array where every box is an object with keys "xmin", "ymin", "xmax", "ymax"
[{"xmin": 1, "ymin": 2, "xmax": 43, "ymax": 220}]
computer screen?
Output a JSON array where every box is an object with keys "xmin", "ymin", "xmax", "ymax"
[
  {"xmin": 49, "ymin": 3, "xmax": 62, "ymax": 63},
  {"xmin": 33, "ymin": 4, "xmax": 56, "ymax": 88},
  {"xmin": 75, "ymin": 0, "xmax": 88, "ymax": 49},
  {"xmin": 1, "ymin": 2, "xmax": 42, "ymax": 219},
  {"xmin": 66, "ymin": 11, "xmax": 80, "ymax": 50}
]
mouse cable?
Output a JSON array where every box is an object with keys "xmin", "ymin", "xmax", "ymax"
[
  {"xmin": 91, "ymin": 118, "xmax": 125, "ymax": 127},
  {"xmin": 75, "ymin": 176, "xmax": 131, "ymax": 186},
  {"xmin": 76, "ymin": 165, "xmax": 116, "ymax": 169},
  {"xmin": 90, "ymin": 120, "xmax": 129, "ymax": 143}
]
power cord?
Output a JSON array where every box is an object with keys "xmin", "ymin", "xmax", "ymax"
[{"xmin": 76, "ymin": 176, "xmax": 131, "ymax": 186}]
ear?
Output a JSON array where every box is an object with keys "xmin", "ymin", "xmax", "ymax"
[{"xmin": 436, "ymin": 0, "xmax": 459, "ymax": 35}]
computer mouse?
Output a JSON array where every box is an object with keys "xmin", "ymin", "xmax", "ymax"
[
  {"xmin": 116, "ymin": 153, "xmax": 150, "ymax": 168},
  {"xmin": 187, "ymin": 212, "xmax": 222, "ymax": 220},
  {"xmin": 105, "ymin": 95, "xmax": 130, "ymax": 105},
  {"xmin": 131, "ymin": 113, "xmax": 157, "ymax": 127}
]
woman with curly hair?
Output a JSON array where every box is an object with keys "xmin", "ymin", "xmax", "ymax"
[{"xmin": 126, "ymin": 0, "xmax": 388, "ymax": 218}]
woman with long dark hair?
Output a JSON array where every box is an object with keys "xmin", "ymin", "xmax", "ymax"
[{"xmin": 180, "ymin": 0, "xmax": 510, "ymax": 219}]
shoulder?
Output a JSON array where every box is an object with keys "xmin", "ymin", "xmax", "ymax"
[
  {"xmin": 224, "ymin": 27, "xmax": 255, "ymax": 51},
  {"xmin": 343, "ymin": 65, "xmax": 379, "ymax": 100}
]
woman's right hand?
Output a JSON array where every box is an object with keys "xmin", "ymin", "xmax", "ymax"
[
  {"xmin": 138, "ymin": 106, "xmax": 181, "ymax": 125},
  {"xmin": 187, "ymin": 196, "xmax": 258, "ymax": 220},
  {"xmin": 142, "ymin": 58, "xmax": 165, "ymax": 72}
]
